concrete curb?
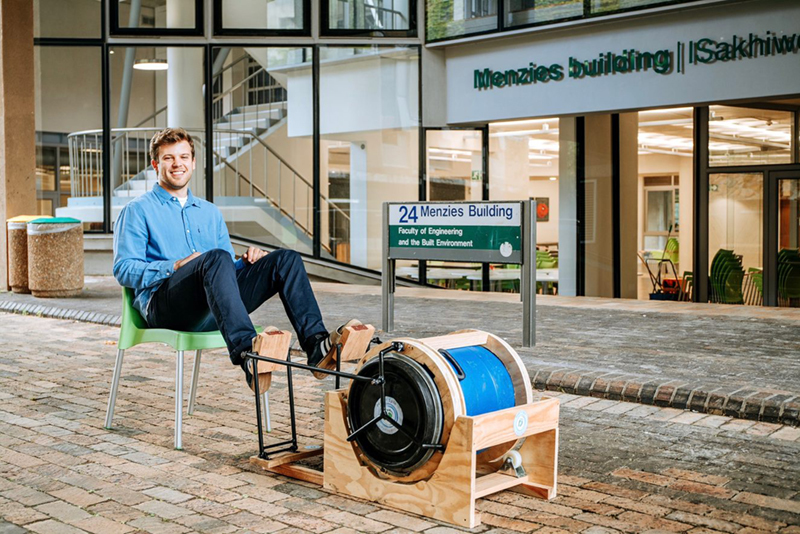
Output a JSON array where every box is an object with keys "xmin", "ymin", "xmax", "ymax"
[
  {"xmin": 0, "ymin": 299, "xmax": 121, "ymax": 327},
  {"xmin": 532, "ymin": 366, "xmax": 799, "ymax": 427},
  {"xmin": 1, "ymin": 298, "xmax": 797, "ymax": 427}
]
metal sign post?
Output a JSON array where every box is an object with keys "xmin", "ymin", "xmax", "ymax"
[
  {"xmin": 382, "ymin": 200, "xmax": 537, "ymax": 347},
  {"xmin": 382, "ymin": 203, "xmax": 395, "ymax": 333},
  {"xmin": 522, "ymin": 199, "xmax": 536, "ymax": 347}
]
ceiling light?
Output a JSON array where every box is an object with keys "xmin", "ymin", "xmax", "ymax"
[
  {"xmin": 491, "ymin": 118, "xmax": 556, "ymax": 128},
  {"xmin": 549, "ymin": 177, "xmax": 557, "ymax": 181},
  {"xmin": 134, "ymin": 59, "xmax": 168, "ymax": 71}
]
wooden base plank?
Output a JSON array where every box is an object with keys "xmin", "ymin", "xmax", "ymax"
[
  {"xmin": 249, "ymin": 448, "xmax": 322, "ymax": 469},
  {"xmin": 270, "ymin": 464, "xmax": 324, "ymax": 485},
  {"xmin": 249, "ymin": 452, "xmax": 324, "ymax": 486}
]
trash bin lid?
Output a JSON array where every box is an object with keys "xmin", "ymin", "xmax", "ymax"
[
  {"xmin": 28, "ymin": 217, "xmax": 81, "ymax": 224},
  {"xmin": 7, "ymin": 215, "xmax": 47, "ymax": 223}
]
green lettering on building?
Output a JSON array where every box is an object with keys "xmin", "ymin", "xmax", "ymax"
[{"xmin": 473, "ymin": 29, "xmax": 800, "ymax": 91}]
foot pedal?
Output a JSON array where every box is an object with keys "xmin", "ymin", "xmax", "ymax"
[
  {"xmin": 252, "ymin": 328, "xmax": 293, "ymax": 381},
  {"xmin": 338, "ymin": 324, "xmax": 376, "ymax": 363}
]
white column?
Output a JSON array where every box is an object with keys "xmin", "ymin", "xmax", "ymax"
[
  {"xmin": 167, "ymin": 0, "xmax": 204, "ymax": 186},
  {"xmin": 558, "ymin": 117, "xmax": 577, "ymax": 297},
  {"xmin": 350, "ymin": 142, "xmax": 368, "ymax": 267}
]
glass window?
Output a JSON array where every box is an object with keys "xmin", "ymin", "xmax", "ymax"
[
  {"xmin": 327, "ymin": 0, "xmax": 413, "ymax": 32},
  {"xmin": 591, "ymin": 0, "xmax": 679, "ymax": 14},
  {"xmin": 211, "ymin": 47, "xmax": 313, "ymax": 254},
  {"xmin": 488, "ymin": 118, "xmax": 560, "ymax": 294},
  {"xmin": 427, "ymin": 0, "xmax": 497, "ymax": 41},
  {"xmin": 34, "ymin": 0, "xmax": 101, "ymax": 38},
  {"xmin": 637, "ymin": 107, "xmax": 694, "ymax": 300},
  {"xmin": 320, "ymin": 46, "xmax": 420, "ymax": 269},
  {"xmin": 505, "ymin": 0, "xmax": 582, "ymax": 29},
  {"xmin": 217, "ymin": 0, "xmax": 306, "ymax": 32},
  {"xmin": 709, "ymin": 106, "xmax": 795, "ymax": 167},
  {"xmin": 426, "ymin": 130, "xmax": 483, "ymax": 201},
  {"xmin": 113, "ymin": 0, "xmax": 201, "ymax": 33},
  {"xmin": 35, "ymin": 46, "xmax": 103, "ymax": 231},
  {"xmin": 708, "ymin": 173, "xmax": 762, "ymax": 304},
  {"xmin": 109, "ymin": 45, "xmax": 207, "ymax": 228}
]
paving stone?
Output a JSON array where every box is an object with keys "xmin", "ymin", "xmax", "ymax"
[
  {"xmin": 0, "ymin": 520, "xmax": 28, "ymax": 534},
  {"xmin": 0, "ymin": 310, "xmax": 799, "ymax": 534},
  {"xmin": 24, "ymin": 520, "xmax": 86, "ymax": 534}
]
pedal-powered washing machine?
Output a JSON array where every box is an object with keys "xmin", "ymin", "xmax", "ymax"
[{"xmin": 323, "ymin": 329, "xmax": 559, "ymax": 528}]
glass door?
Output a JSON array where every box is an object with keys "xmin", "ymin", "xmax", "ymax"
[
  {"xmin": 707, "ymin": 172, "xmax": 763, "ymax": 305},
  {"xmin": 768, "ymin": 172, "xmax": 800, "ymax": 307}
]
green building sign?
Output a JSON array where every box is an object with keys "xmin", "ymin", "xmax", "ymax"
[{"xmin": 388, "ymin": 202, "xmax": 522, "ymax": 263}]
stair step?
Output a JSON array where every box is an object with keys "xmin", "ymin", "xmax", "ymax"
[
  {"xmin": 234, "ymin": 103, "xmax": 286, "ymax": 115},
  {"xmin": 215, "ymin": 117, "xmax": 272, "ymax": 131}
]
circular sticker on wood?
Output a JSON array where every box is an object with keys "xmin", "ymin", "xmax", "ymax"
[{"xmin": 513, "ymin": 410, "xmax": 528, "ymax": 436}]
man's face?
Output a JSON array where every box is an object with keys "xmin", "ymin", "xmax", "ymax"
[{"xmin": 152, "ymin": 140, "xmax": 195, "ymax": 194}]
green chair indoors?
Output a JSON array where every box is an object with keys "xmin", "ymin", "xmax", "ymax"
[
  {"xmin": 663, "ymin": 237, "xmax": 679, "ymax": 273},
  {"xmin": 105, "ymin": 288, "xmax": 266, "ymax": 449},
  {"xmin": 709, "ymin": 249, "xmax": 744, "ymax": 304},
  {"xmin": 778, "ymin": 249, "xmax": 800, "ymax": 304}
]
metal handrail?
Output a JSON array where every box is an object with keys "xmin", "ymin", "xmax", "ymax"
[
  {"xmin": 215, "ymin": 52, "xmax": 250, "ymax": 79},
  {"xmin": 213, "ymin": 67, "xmax": 265, "ymax": 105},
  {"xmin": 132, "ymin": 105, "xmax": 167, "ymax": 128}
]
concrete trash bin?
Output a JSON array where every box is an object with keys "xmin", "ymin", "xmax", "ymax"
[
  {"xmin": 7, "ymin": 215, "xmax": 50, "ymax": 293},
  {"xmin": 26, "ymin": 217, "xmax": 84, "ymax": 298}
]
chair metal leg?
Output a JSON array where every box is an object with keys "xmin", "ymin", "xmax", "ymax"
[
  {"xmin": 263, "ymin": 391, "xmax": 271, "ymax": 433},
  {"xmin": 105, "ymin": 349, "xmax": 125, "ymax": 429},
  {"xmin": 175, "ymin": 350, "xmax": 184, "ymax": 450},
  {"xmin": 187, "ymin": 349, "xmax": 202, "ymax": 416}
]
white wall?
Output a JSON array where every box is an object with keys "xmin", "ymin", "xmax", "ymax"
[{"xmin": 286, "ymin": 50, "xmax": 419, "ymax": 138}]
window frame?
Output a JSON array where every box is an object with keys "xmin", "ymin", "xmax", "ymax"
[
  {"xmin": 109, "ymin": 0, "xmax": 205, "ymax": 37},
  {"xmin": 426, "ymin": 0, "xmax": 721, "ymax": 45},
  {"xmin": 321, "ymin": 0, "xmax": 418, "ymax": 38},
  {"xmin": 212, "ymin": 0, "xmax": 312, "ymax": 37}
]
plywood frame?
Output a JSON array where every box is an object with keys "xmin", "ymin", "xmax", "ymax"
[{"xmin": 323, "ymin": 390, "xmax": 559, "ymax": 529}]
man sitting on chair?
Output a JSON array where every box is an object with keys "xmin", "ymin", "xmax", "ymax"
[{"xmin": 113, "ymin": 127, "xmax": 357, "ymax": 390}]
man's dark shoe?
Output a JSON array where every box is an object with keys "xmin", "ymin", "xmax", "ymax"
[
  {"xmin": 307, "ymin": 319, "xmax": 362, "ymax": 379},
  {"xmin": 241, "ymin": 342, "xmax": 272, "ymax": 393}
]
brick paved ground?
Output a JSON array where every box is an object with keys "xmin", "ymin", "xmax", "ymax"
[
  {"xmin": 4, "ymin": 277, "xmax": 798, "ymax": 424},
  {"xmin": 0, "ymin": 314, "xmax": 799, "ymax": 533}
]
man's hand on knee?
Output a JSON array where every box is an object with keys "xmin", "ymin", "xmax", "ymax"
[
  {"xmin": 242, "ymin": 246, "xmax": 268, "ymax": 264},
  {"xmin": 174, "ymin": 252, "xmax": 201, "ymax": 272}
]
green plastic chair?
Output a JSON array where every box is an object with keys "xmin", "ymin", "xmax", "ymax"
[
  {"xmin": 105, "ymin": 288, "xmax": 266, "ymax": 449},
  {"xmin": 664, "ymin": 237, "xmax": 679, "ymax": 266}
]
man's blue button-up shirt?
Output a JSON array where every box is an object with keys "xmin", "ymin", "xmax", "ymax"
[{"xmin": 113, "ymin": 183, "xmax": 243, "ymax": 317}]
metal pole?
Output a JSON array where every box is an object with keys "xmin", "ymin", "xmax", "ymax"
[
  {"xmin": 522, "ymin": 200, "xmax": 537, "ymax": 347},
  {"xmin": 112, "ymin": 0, "xmax": 141, "ymax": 192},
  {"xmin": 382, "ymin": 202, "xmax": 394, "ymax": 332}
]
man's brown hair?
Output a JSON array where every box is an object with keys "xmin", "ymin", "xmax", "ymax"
[{"xmin": 150, "ymin": 127, "xmax": 195, "ymax": 162}]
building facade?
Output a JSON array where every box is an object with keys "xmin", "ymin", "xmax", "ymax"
[{"xmin": 1, "ymin": 0, "xmax": 798, "ymax": 307}]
